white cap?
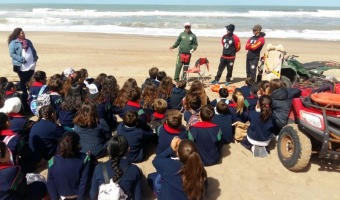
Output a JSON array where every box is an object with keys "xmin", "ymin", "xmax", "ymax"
[
  {"xmin": 63, "ymin": 67, "xmax": 75, "ymax": 78},
  {"xmin": 89, "ymin": 83, "xmax": 99, "ymax": 94},
  {"xmin": 184, "ymin": 22, "xmax": 191, "ymax": 27},
  {"xmin": 0, "ymin": 97, "xmax": 21, "ymax": 114}
]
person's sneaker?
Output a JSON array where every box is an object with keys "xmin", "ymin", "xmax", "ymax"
[
  {"xmin": 210, "ymin": 80, "xmax": 218, "ymax": 85},
  {"xmin": 225, "ymin": 81, "xmax": 230, "ymax": 86}
]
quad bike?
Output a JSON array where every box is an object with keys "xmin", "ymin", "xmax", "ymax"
[
  {"xmin": 277, "ymin": 80, "xmax": 340, "ymax": 171},
  {"xmin": 257, "ymin": 44, "xmax": 340, "ymax": 87}
]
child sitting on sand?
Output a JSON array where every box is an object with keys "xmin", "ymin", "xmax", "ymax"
[
  {"xmin": 122, "ymin": 87, "xmax": 147, "ymax": 126},
  {"xmin": 149, "ymin": 138, "xmax": 207, "ymax": 199},
  {"xmin": 142, "ymin": 67, "xmax": 159, "ymax": 90},
  {"xmin": 140, "ymin": 83, "xmax": 159, "ymax": 118},
  {"xmin": 229, "ymin": 89, "xmax": 249, "ymax": 123},
  {"xmin": 158, "ymin": 76, "xmax": 173, "ymax": 102},
  {"xmin": 148, "ymin": 99, "xmax": 167, "ymax": 132},
  {"xmin": 183, "ymin": 93, "xmax": 201, "ymax": 125},
  {"xmin": 212, "ymin": 101, "xmax": 233, "ymax": 144},
  {"xmin": 188, "ymin": 105, "xmax": 222, "ymax": 166},
  {"xmin": 156, "ymin": 109, "xmax": 187, "ymax": 154},
  {"xmin": 28, "ymin": 70, "xmax": 47, "ymax": 104},
  {"xmin": 241, "ymin": 95, "xmax": 275, "ymax": 156},
  {"xmin": 155, "ymin": 71, "xmax": 167, "ymax": 88},
  {"xmin": 117, "ymin": 111, "xmax": 153, "ymax": 163},
  {"xmin": 237, "ymin": 77, "xmax": 255, "ymax": 98},
  {"xmin": 169, "ymin": 80, "xmax": 187, "ymax": 110},
  {"xmin": 210, "ymin": 88, "xmax": 229, "ymax": 108},
  {"xmin": 114, "ymin": 78, "xmax": 138, "ymax": 116}
]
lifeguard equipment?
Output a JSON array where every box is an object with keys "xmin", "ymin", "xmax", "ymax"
[
  {"xmin": 311, "ymin": 92, "xmax": 340, "ymax": 107},
  {"xmin": 210, "ymin": 84, "xmax": 236, "ymax": 94}
]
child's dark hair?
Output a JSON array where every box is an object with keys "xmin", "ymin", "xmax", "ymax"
[
  {"xmin": 166, "ymin": 109, "xmax": 182, "ymax": 129},
  {"xmin": 268, "ymin": 79, "xmax": 285, "ymax": 95},
  {"xmin": 100, "ymin": 75, "xmax": 120, "ymax": 103},
  {"xmin": 61, "ymin": 85, "xmax": 84, "ymax": 112},
  {"xmin": 216, "ymin": 101, "xmax": 230, "ymax": 115},
  {"xmin": 200, "ymin": 104, "xmax": 215, "ymax": 121},
  {"xmin": 96, "ymin": 73, "xmax": 107, "ymax": 85},
  {"xmin": 38, "ymin": 105, "xmax": 56, "ymax": 122},
  {"xmin": 259, "ymin": 95, "xmax": 272, "ymax": 122},
  {"xmin": 259, "ymin": 80, "xmax": 269, "ymax": 94},
  {"xmin": 218, "ymin": 88, "xmax": 229, "ymax": 98},
  {"xmin": 0, "ymin": 112, "xmax": 9, "ymax": 131},
  {"xmin": 153, "ymin": 99, "xmax": 167, "ymax": 114},
  {"xmin": 123, "ymin": 111, "xmax": 138, "ymax": 127},
  {"xmin": 250, "ymin": 82, "xmax": 260, "ymax": 98},
  {"xmin": 0, "ymin": 141, "xmax": 7, "ymax": 159},
  {"xmin": 33, "ymin": 70, "xmax": 47, "ymax": 82},
  {"xmin": 3, "ymin": 82, "xmax": 15, "ymax": 92},
  {"xmin": 245, "ymin": 77, "xmax": 255, "ymax": 86},
  {"xmin": 107, "ymin": 136, "xmax": 129, "ymax": 182},
  {"xmin": 176, "ymin": 80, "xmax": 187, "ymax": 89},
  {"xmin": 156, "ymin": 71, "xmax": 166, "ymax": 81},
  {"xmin": 48, "ymin": 77, "xmax": 63, "ymax": 93},
  {"xmin": 159, "ymin": 76, "xmax": 173, "ymax": 100},
  {"xmin": 0, "ymin": 77, "xmax": 8, "ymax": 93},
  {"xmin": 149, "ymin": 67, "xmax": 159, "ymax": 79},
  {"xmin": 128, "ymin": 87, "xmax": 141, "ymax": 102},
  {"xmin": 79, "ymin": 68, "xmax": 88, "ymax": 79},
  {"xmin": 187, "ymin": 94, "xmax": 202, "ymax": 110},
  {"xmin": 178, "ymin": 140, "xmax": 207, "ymax": 200},
  {"xmin": 73, "ymin": 101, "xmax": 99, "ymax": 128},
  {"xmin": 58, "ymin": 132, "xmax": 81, "ymax": 158},
  {"xmin": 141, "ymin": 83, "xmax": 159, "ymax": 109},
  {"xmin": 114, "ymin": 78, "xmax": 137, "ymax": 108}
]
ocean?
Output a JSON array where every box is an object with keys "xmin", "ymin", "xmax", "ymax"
[{"xmin": 0, "ymin": 4, "xmax": 340, "ymax": 41}]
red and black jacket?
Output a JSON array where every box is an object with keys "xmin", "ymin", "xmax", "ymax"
[
  {"xmin": 245, "ymin": 32, "xmax": 266, "ymax": 59},
  {"xmin": 221, "ymin": 33, "xmax": 241, "ymax": 59}
]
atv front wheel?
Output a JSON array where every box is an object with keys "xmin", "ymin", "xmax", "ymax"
[{"xmin": 278, "ymin": 124, "xmax": 312, "ymax": 171}]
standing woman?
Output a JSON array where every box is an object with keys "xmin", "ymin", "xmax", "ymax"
[{"xmin": 8, "ymin": 28, "xmax": 38, "ymax": 95}]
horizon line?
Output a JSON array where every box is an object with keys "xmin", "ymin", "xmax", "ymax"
[{"xmin": 0, "ymin": 3, "xmax": 338, "ymax": 7}]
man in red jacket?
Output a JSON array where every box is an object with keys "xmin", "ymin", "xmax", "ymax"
[
  {"xmin": 211, "ymin": 24, "xmax": 241, "ymax": 86},
  {"xmin": 245, "ymin": 24, "xmax": 266, "ymax": 79}
]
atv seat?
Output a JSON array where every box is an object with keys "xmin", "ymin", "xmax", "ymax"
[{"xmin": 311, "ymin": 92, "xmax": 340, "ymax": 107}]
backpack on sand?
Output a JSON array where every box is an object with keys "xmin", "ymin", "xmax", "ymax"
[{"xmin": 98, "ymin": 165, "xmax": 130, "ymax": 200}]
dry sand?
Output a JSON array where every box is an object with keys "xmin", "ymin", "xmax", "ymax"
[{"xmin": 0, "ymin": 32, "xmax": 340, "ymax": 200}]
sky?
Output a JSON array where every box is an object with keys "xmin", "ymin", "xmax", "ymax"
[{"xmin": 0, "ymin": 0, "xmax": 339, "ymax": 7}]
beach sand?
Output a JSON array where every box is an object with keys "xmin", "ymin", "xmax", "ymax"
[{"xmin": 0, "ymin": 32, "xmax": 340, "ymax": 200}]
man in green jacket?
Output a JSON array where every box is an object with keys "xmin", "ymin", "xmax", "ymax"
[{"xmin": 169, "ymin": 22, "xmax": 198, "ymax": 82}]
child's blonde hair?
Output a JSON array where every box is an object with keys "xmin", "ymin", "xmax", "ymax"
[{"xmin": 232, "ymin": 90, "xmax": 245, "ymax": 114}]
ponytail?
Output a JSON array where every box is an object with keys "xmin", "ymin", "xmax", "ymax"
[
  {"xmin": 178, "ymin": 140, "xmax": 207, "ymax": 200},
  {"xmin": 259, "ymin": 95, "xmax": 272, "ymax": 122},
  {"xmin": 111, "ymin": 157, "xmax": 123, "ymax": 182},
  {"xmin": 233, "ymin": 90, "xmax": 245, "ymax": 115}
]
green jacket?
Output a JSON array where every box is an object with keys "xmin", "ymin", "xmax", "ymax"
[{"xmin": 172, "ymin": 31, "xmax": 198, "ymax": 54}]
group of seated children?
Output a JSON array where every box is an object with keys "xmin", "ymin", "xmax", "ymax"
[{"xmin": 0, "ymin": 66, "xmax": 301, "ymax": 200}]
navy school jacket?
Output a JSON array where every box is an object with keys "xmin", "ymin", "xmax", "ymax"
[
  {"xmin": 169, "ymin": 87, "xmax": 186, "ymax": 110},
  {"xmin": 121, "ymin": 101, "xmax": 147, "ymax": 125},
  {"xmin": 156, "ymin": 124, "xmax": 188, "ymax": 155},
  {"xmin": 1, "ymin": 130, "xmax": 21, "ymax": 162},
  {"xmin": 210, "ymin": 98, "xmax": 229, "ymax": 108},
  {"xmin": 47, "ymin": 153, "xmax": 93, "ymax": 200},
  {"xmin": 117, "ymin": 123, "xmax": 153, "ymax": 163},
  {"xmin": 29, "ymin": 119, "xmax": 65, "ymax": 161},
  {"xmin": 188, "ymin": 121, "xmax": 222, "ymax": 166},
  {"xmin": 90, "ymin": 158, "xmax": 142, "ymax": 200},
  {"xmin": 28, "ymin": 81, "xmax": 47, "ymax": 103},
  {"xmin": 8, "ymin": 114, "xmax": 27, "ymax": 134},
  {"xmin": 0, "ymin": 165, "xmax": 25, "ymax": 200},
  {"xmin": 152, "ymin": 147, "xmax": 188, "ymax": 200},
  {"xmin": 74, "ymin": 118, "xmax": 111, "ymax": 157},
  {"xmin": 228, "ymin": 101, "xmax": 249, "ymax": 123},
  {"xmin": 247, "ymin": 110, "xmax": 275, "ymax": 142},
  {"xmin": 212, "ymin": 113, "xmax": 233, "ymax": 144}
]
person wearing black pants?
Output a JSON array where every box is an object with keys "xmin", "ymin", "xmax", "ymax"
[
  {"xmin": 211, "ymin": 24, "xmax": 240, "ymax": 86},
  {"xmin": 8, "ymin": 28, "xmax": 38, "ymax": 95},
  {"xmin": 245, "ymin": 25, "xmax": 266, "ymax": 79}
]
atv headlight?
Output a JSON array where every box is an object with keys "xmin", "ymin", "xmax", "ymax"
[{"xmin": 300, "ymin": 111, "xmax": 323, "ymax": 129}]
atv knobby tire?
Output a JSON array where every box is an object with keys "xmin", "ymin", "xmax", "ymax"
[{"xmin": 278, "ymin": 124, "xmax": 312, "ymax": 171}]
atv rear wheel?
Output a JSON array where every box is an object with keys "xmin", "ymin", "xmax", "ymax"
[{"xmin": 278, "ymin": 124, "xmax": 312, "ymax": 171}]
